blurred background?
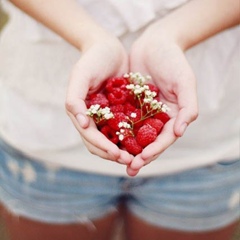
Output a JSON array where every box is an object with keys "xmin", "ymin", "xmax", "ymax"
[{"xmin": 0, "ymin": 4, "xmax": 239, "ymax": 240}]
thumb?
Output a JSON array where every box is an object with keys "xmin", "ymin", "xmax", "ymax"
[
  {"xmin": 174, "ymin": 77, "xmax": 198, "ymax": 137},
  {"xmin": 65, "ymin": 63, "xmax": 91, "ymax": 129}
]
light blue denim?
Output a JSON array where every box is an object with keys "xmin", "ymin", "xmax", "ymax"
[{"xmin": 0, "ymin": 138, "xmax": 239, "ymax": 232}]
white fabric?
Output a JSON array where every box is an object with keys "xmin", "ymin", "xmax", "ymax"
[{"xmin": 0, "ymin": 0, "xmax": 239, "ymax": 177}]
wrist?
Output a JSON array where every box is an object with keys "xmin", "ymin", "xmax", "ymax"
[
  {"xmin": 147, "ymin": 20, "xmax": 190, "ymax": 51},
  {"xmin": 78, "ymin": 23, "xmax": 111, "ymax": 51},
  {"xmin": 10, "ymin": 0, "xmax": 116, "ymax": 52},
  {"xmin": 148, "ymin": 0, "xmax": 240, "ymax": 51}
]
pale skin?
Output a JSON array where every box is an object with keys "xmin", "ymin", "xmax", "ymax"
[
  {"xmin": 127, "ymin": 0, "xmax": 240, "ymax": 176},
  {"xmin": 2, "ymin": 0, "xmax": 239, "ymax": 239}
]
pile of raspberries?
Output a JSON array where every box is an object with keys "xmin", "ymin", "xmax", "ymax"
[{"xmin": 86, "ymin": 72, "xmax": 170, "ymax": 155}]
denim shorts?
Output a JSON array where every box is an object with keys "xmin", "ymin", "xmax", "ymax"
[{"xmin": 0, "ymin": 139, "xmax": 239, "ymax": 232}]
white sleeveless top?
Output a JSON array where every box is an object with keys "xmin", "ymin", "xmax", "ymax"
[{"xmin": 0, "ymin": 0, "xmax": 239, "ymax": 176}]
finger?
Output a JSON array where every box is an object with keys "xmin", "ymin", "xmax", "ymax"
[
  {"xmin": 66, "ymin": 98, "xmax": 89, "ymax": 129},
  {"xmin": 129, "ymin": 154, "xmax": 145, "ymax": 170},
  {"xmin": 67, "ymin": 83, "xmax": 132, "ymax": 163},
  {"xmin": 129, "ymin": 150, "xmax": 159, "ymax": 172},
  {"xmin": 119, "ymin": 150, "xmax": 134, "ymax": 165},
  {"xmin": 174, "ymin": 106, "xmax": 198, "ymax": 137},
  {"xmin": 80, "ymin": 126, "xmax": 121, "ymax": 158},
  {"xmin": 83, "ymin": 138, "xmax": 132, "ymax": 165},
  {"xmin": 174, "ymin": 74, "xmax": 198, "ymax": 137},
  {"xmin": 68, "ymin": 111, "xmax": 121, "ymax": 158},
  {"xmin": 141, "ymin": 118, "xmax": 178, "ymax": 160},
  {"xmin": 65, "ymin": 63, "xmax": 91, "ymax": 128},
  {"xmin": 126, "ymin": 166, "xmax": 140, "ymax": 177},
  {"xmin": 142, "ymin": 154, "xmax": 159, "ymax": 166},
  {"xmin": 82, "ymin": 138, "xmax": 119, "ymax": 161}
]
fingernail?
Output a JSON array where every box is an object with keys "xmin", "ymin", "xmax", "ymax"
[
  {"xmin": 179, "ymin": 122, "xmax": 187, "ymax": 136},
  {"xmin": 76, "ymin": 113, "xmax": 88, "ymax": 128}
]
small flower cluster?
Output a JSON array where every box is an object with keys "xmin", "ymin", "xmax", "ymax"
[
  {"xmin": 85, "ymin": 72, "xmax": 170, "ymax": 155},
  {"xmin": 86, "ymin": 105, "xmax": 113, "ymax": 124},
  {"xmin": 116, "ymin": 121, "xmax": 132, "ymax": 141},
  {"xmin": 125, "ymin": 74, "xmax": 170, "ymax": 119}
]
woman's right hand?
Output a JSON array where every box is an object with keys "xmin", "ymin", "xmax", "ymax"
[{"xmin": 65, "ymin": 29, "xmax": 133, "ymax": 165}]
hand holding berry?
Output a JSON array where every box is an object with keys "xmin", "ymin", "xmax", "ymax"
[
  {"xmin": 128, "ymin": 22, "xmax": 199, "ymax": 176},
  {"xmin": 86, "ymin": 72, "xmax": 171, "ymax": 176},
  {"xmin": 65, "ymin": 28, "xmax": 133, "ymax": 165}
]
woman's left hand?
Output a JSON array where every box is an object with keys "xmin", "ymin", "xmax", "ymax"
[{"xmin": 126, "ymin": 24, "xmax": 198, "ymax": 176}]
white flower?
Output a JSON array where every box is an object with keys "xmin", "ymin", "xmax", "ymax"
[
  {"xmin": 101, "ymin": 107, "xmax": 110, "ymax": 114},
  {"xmin": 86, "ymin": 105, "xmax": 114, "ymax": 121},
  {"xmin": 151, "ymin": 91, "xmax": 157, "ymax": 97},
  {"xmin": 161, "ymin": 104, "xmax": 171, "ymax": 112},
  {"xmin": 130, "ymin": 112, "xmax": 137, "ymax": 118},
  {"xmin": 119, "ymin": 134, "xmax": 124, "ymax": 141},
  {"xmin": 104, "ymin": 113, "xmax": 114, "ymax": 119},
  {"xmin": 128, "ymin": 72, "xmax": 150, "ymax": 85},
  {"xmin": 144, "ymin": 98, "xmax": 152, "ymax": 103},
  {"xmin": 151, "ymin": 99, "xmax": 158, "ymax": 105},
  {"xmin": 116, "ymin": 131, "xmax": 125, "ymax": 141},
  {"xmin": 145, "ymin": 90, "xmax": 152, "ymax": 96},
  {"xmin": 86, "ymin": 104, "xmax": 101, "ymax": 115},
  {"xmin": 126, "ymin": 84, "xmax": 135, "ymax": 90},
  {"xmin": 118, "ymin": 121, "xmax": 131, "ymax": 129},
  {"xmin": 99, "ymin": 107, "xmax": 114, "ymax": 119},
  {"xmin": 118, "ymin": 122, "xmax": 123, "ymax": 128}
]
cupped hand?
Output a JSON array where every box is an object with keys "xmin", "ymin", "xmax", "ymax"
[
  {"xmin": 65, "ymin": 30, "xmax": 133, "ymax": 165},
  {"xmin": 127, "ymin": 24, "xmax": 198, "ymax": 176}
]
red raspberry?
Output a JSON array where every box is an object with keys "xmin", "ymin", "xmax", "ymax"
[
  {"xmin": 87, "ymin": 93, "xmax": 109, "ymax": 108},
  {"xmin": 110, "ymin": 104, "xmax": 125, "ymax": 113},
  {"xmin": 85, "ymin": 72, "xmax": 171, "ymax": 156},
  {"xmin": 94, "ymin": 118, "xmax": 106, "ymax": 128},
  {"xmin": 107, "ymin": 112, "xmax": 128, "ymax": 130},
  {"xmin": 125, "ymin": 90, "xmax": 136, "ymax": 106},
  {"xmin": 136, "ymin": 124, "xmax": 157, "ymax": 148},
  {"xmin": 107, "ymin": 89, "xmax": 127, "ymax": 105},
  {"xmin": 122, "ymin": 136, "xmax": 142, "ymax": 155},
  {"xmin": 124, "ymin": 103, "xmax": 136, "ymax": 115},
  {"xmin": 126, "ymin": 109, "xmax": 143, "ymax": 129},
  {"xmin": 100, "ymin": 125, "xmax": 119, "ymax": 144},
  {"xmin": 143, "ymin": 118, "xmax": 164, "ymax": 134},
  {"xmin": 106, "ymin": 77, "xmax": 128, "ymax": 93},
  {"xmin": 154, "ymin": 112, "xmax": 170, "ymax": 124}
]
